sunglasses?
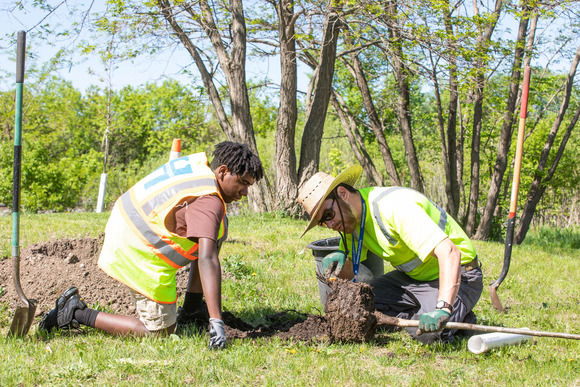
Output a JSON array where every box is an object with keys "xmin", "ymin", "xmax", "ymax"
[{"xmin": 317, "ymin": 197, "xmax": 336, "ymax": 226}]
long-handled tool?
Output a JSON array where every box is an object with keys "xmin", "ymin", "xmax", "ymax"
[
  {"xmin": 489, "ymin": 65, "xmax": 532, "ymax": 312},
  {"xmin": 322, "ymin": 276, "xmax": 580, "ymax": 343},
  {"xmin": 376, "ymin": 313, "xmax": 580, "ymax": 340},
  {"xmin": 8, "ymin": 30, "xmax": 37, "ymax": 337}
]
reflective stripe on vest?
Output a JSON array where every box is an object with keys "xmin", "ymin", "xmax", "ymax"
[
  {"xmin": 371, "ymin": 187, "xmax": 403, "ymax": 246},
  {"xmin": 119, "ymin": 155, "xmax": 224, "ymax": 269},
  {"xmin": 140, "ymin": 177, "xmax": 217, "ymax": 217},
  {"xmin": 120, "ymin": 190, "xmax": 194, "ymax": 268},
  {"xmin": 432, "ymin": 201, "xmax": 448, "ymax": 231},
  {"xmin": 371, "ymin": 187, "xmax": 449, "ymax": 274}
]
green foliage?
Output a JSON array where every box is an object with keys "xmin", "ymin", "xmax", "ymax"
[
  {"xmin": 248, "ymin": 84, "xmax": 277, "ymax": 139},
  {"xmin": 0, "ymin": 76, "xmax": 224, "ymax": 212}
]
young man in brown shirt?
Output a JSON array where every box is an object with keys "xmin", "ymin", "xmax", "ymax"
[{"xmin": 40, "ymin": 142, "xmax": 264, "ymax": 350}]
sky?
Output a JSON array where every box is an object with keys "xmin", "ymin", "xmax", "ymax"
[
  {"xmin": 0, "ymin": 2, "xmax": 309, "ymax": 93},
  {"xmin": 0, "ymin": 2, "xmax": 575, "ymax": 94}
]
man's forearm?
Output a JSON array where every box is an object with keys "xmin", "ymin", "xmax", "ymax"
[
  {"xmin": 434, "ymin": 238, "xmax": 461, "ymax": 309},
  {"xmin": 198, "ymin": 254, "xmax": 222, "ymax": 319},
  {"xmin": 197, "ymin": 237, "xmax": 222, "ymax": 320}
]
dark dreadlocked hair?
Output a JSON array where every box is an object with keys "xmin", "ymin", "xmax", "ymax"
[{"xmin": 210, "ymin": 141, "xmax": 264, "ymax": 181}]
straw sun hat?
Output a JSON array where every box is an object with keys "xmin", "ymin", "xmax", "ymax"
[{"xmin": 297, "ymin": 165, "xmax": 363, "ymax": 237}]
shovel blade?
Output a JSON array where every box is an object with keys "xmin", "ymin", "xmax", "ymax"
[
  {"xmin": 8, "ymin": 299, "xmax": 37, "ymax": 337},
  {"xmin": 489, "ymin": 283, "xmax": 505, "ymax": 313}
]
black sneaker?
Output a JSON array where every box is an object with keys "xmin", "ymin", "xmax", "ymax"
[
  {"xmin": 39, "ymin": 287, "xmax": 87, "ymax": 332},
  {"xmin": 176, "ymin": 301, "xmax": 209, "ymax": 329}
]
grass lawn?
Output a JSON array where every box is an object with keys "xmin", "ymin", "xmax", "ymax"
[{"xmin": 0, "ymin": 212, "xmax": 579, "ymax": 386}]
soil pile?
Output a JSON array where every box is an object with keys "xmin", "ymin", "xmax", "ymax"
[
  {"xmin": 325, "ymin": 279, "xmax": 377, "ymax": 343},
  {"xmin": 0, "ymin": 237, "xmax": 328, "ymax": 342}
]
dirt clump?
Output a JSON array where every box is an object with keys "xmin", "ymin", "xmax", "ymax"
[
  {"xmin": 324, "ymin": 279, "xmax": 377, "ymax": 343},
  {"xmin": 0, "ymin": 236, "xmax": 328, "ymax": 342}
]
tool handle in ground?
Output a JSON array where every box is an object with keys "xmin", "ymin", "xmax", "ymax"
[
  {"xmin": 8, "ymin": 30, "xmax": 37, "ymax": 338},
  {"xmin": 375, "ymin": 312, "xmax": 580, "ymax": 340}
]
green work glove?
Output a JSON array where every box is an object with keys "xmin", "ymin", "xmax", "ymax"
[
  {"xmin": 417, "ymin": 309, "xmax": 452, "ymax": 335},
  {"xmin": 321, "ymin": 251, "xmax": 347, "ymax": 279}
]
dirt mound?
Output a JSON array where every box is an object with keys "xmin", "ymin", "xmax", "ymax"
[
  {"xmin": 0, "ymin": 237, "xmax": 328, "ymax": 342},
  {"xmin": 0, "ymin": 235, "xmax": 136, "ymax": 315}
]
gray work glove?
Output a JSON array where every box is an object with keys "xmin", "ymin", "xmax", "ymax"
[
  {"xmin": 208, "ymin": 318, "xmax": 227, "ymax": 350},
  {"xmin": 321, "ymin": 251, "xmax": 347, "ymax": 279}
]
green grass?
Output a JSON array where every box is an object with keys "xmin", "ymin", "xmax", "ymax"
[
  {"xmin": 521, "ymin": 225, "xmax": 580, "ymax": 249},
  {"xmin": 1, "ymin": 212, "xmax": 579, "ymax": 386}
]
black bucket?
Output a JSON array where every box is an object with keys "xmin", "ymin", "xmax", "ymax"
[{"xmin": 308, "ymin": 236, "xmax": 341, "ymax": 259}]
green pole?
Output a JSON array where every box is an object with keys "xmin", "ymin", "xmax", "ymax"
[{"xmin": 12, "ymin": 31, "xmax": 25, "ymax": 259}]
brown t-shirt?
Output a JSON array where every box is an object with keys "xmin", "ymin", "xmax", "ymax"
[{"xmin": 172, "ymin": 195, "xmax": 225, "ymax": 242}]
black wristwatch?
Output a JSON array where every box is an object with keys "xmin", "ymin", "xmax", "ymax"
[{"xmin": 436, "ymin": 300, "xmax": 453, "ymax": 313}]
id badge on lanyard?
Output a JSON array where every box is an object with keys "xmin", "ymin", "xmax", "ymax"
[{"xmin": 351, "ymin": 196, "xmax": 366, "ymax": 282}]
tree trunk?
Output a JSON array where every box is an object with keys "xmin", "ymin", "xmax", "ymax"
[
  {"xmin": 297, "ymin": 0, "xmax": 343, "ymax": 187},
  {"xmin": 162, "ymin": 0, "xmax": 272, "ymax": 212},
  {"xmin": 385, "ymin": 0, "xmax": 423, "ymax": 192},
  {"xmin": 457, "ymin": 99, "xmax": 468, "ymax": 220},
  {"xmin": 464, "ymin": 0, "xmax": 503, "ymax": 235},
  {"xmin": 343, "ymin": 31, "xmax": 400, "ymax": 186},
  {"xmin": 473, "ymin": 2, "xmax": 530, "ymax": 240},
  {"xmin": 514, "ymin": 43, "xmax": 580, "ymax": 243},
  {"xmin": 429, "ymin": 52, "xmax": 451, "ymax": 202},
  {"xmin": 442, "ymin": 2, "xmax": 460, "ymax": 218},
  {"xmin": 203, "ymin": 0, "xmax": 272, "ymax": 211},
  {"xmin": 273, "ymin": 0, "xmax": 300, "ymax": 214},
  {"xmin": 158, "ymin": 0, "xmax": 234, "ymax": 140},
  {"xmin": 465, "ymin": 73, "xmax": 484, "ymax": 236},
  {"xmin": 330, "ymin": 89, "xmax": 382, "ymax": 186}
]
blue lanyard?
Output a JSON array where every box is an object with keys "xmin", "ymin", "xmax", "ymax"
[{"xmin": 351, "ymin": 195, "xmax": 366, "ymax": 282}]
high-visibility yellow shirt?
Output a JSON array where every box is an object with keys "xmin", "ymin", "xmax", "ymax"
[{"xmin": 341, "ymin": 187, "xmax": 477, "ymax": 281}]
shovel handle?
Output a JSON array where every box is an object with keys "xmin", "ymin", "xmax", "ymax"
[
  {"xmin": 12, "ymin": 31, "xmax": 26, "ymax": 252},
  {"xmin": 375, "ymin": 313, "xmax": 580, "ymax": 340},
  {"xmin": 16, "ymin": 31, "xmax": 26, "ymax": 83},
  {"xmin": 12, "ymin": 30, "xmax": 27, "ymax": 304}
]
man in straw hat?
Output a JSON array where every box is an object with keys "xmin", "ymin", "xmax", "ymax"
[{"xmin": 297, "ymin": 165, "xmax": 483, "ymax": 344}]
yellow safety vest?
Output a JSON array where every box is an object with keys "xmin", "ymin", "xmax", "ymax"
[{"xmin": 98, "ymin": 153, "xmax": 226, "ymax": 303}]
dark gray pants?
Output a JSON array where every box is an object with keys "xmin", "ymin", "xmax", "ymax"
[{"xmin": 369, "ymin": 266, "xmax": 483, "ymax": 344}]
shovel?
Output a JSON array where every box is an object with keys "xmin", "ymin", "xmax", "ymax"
[
  {"xmin": 489, "ymin": 65, "xmax": 532, "ymax": 312},
  {"xmin": 8, "ymin": 30, "xmax": 37, "ymax": 337}
]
